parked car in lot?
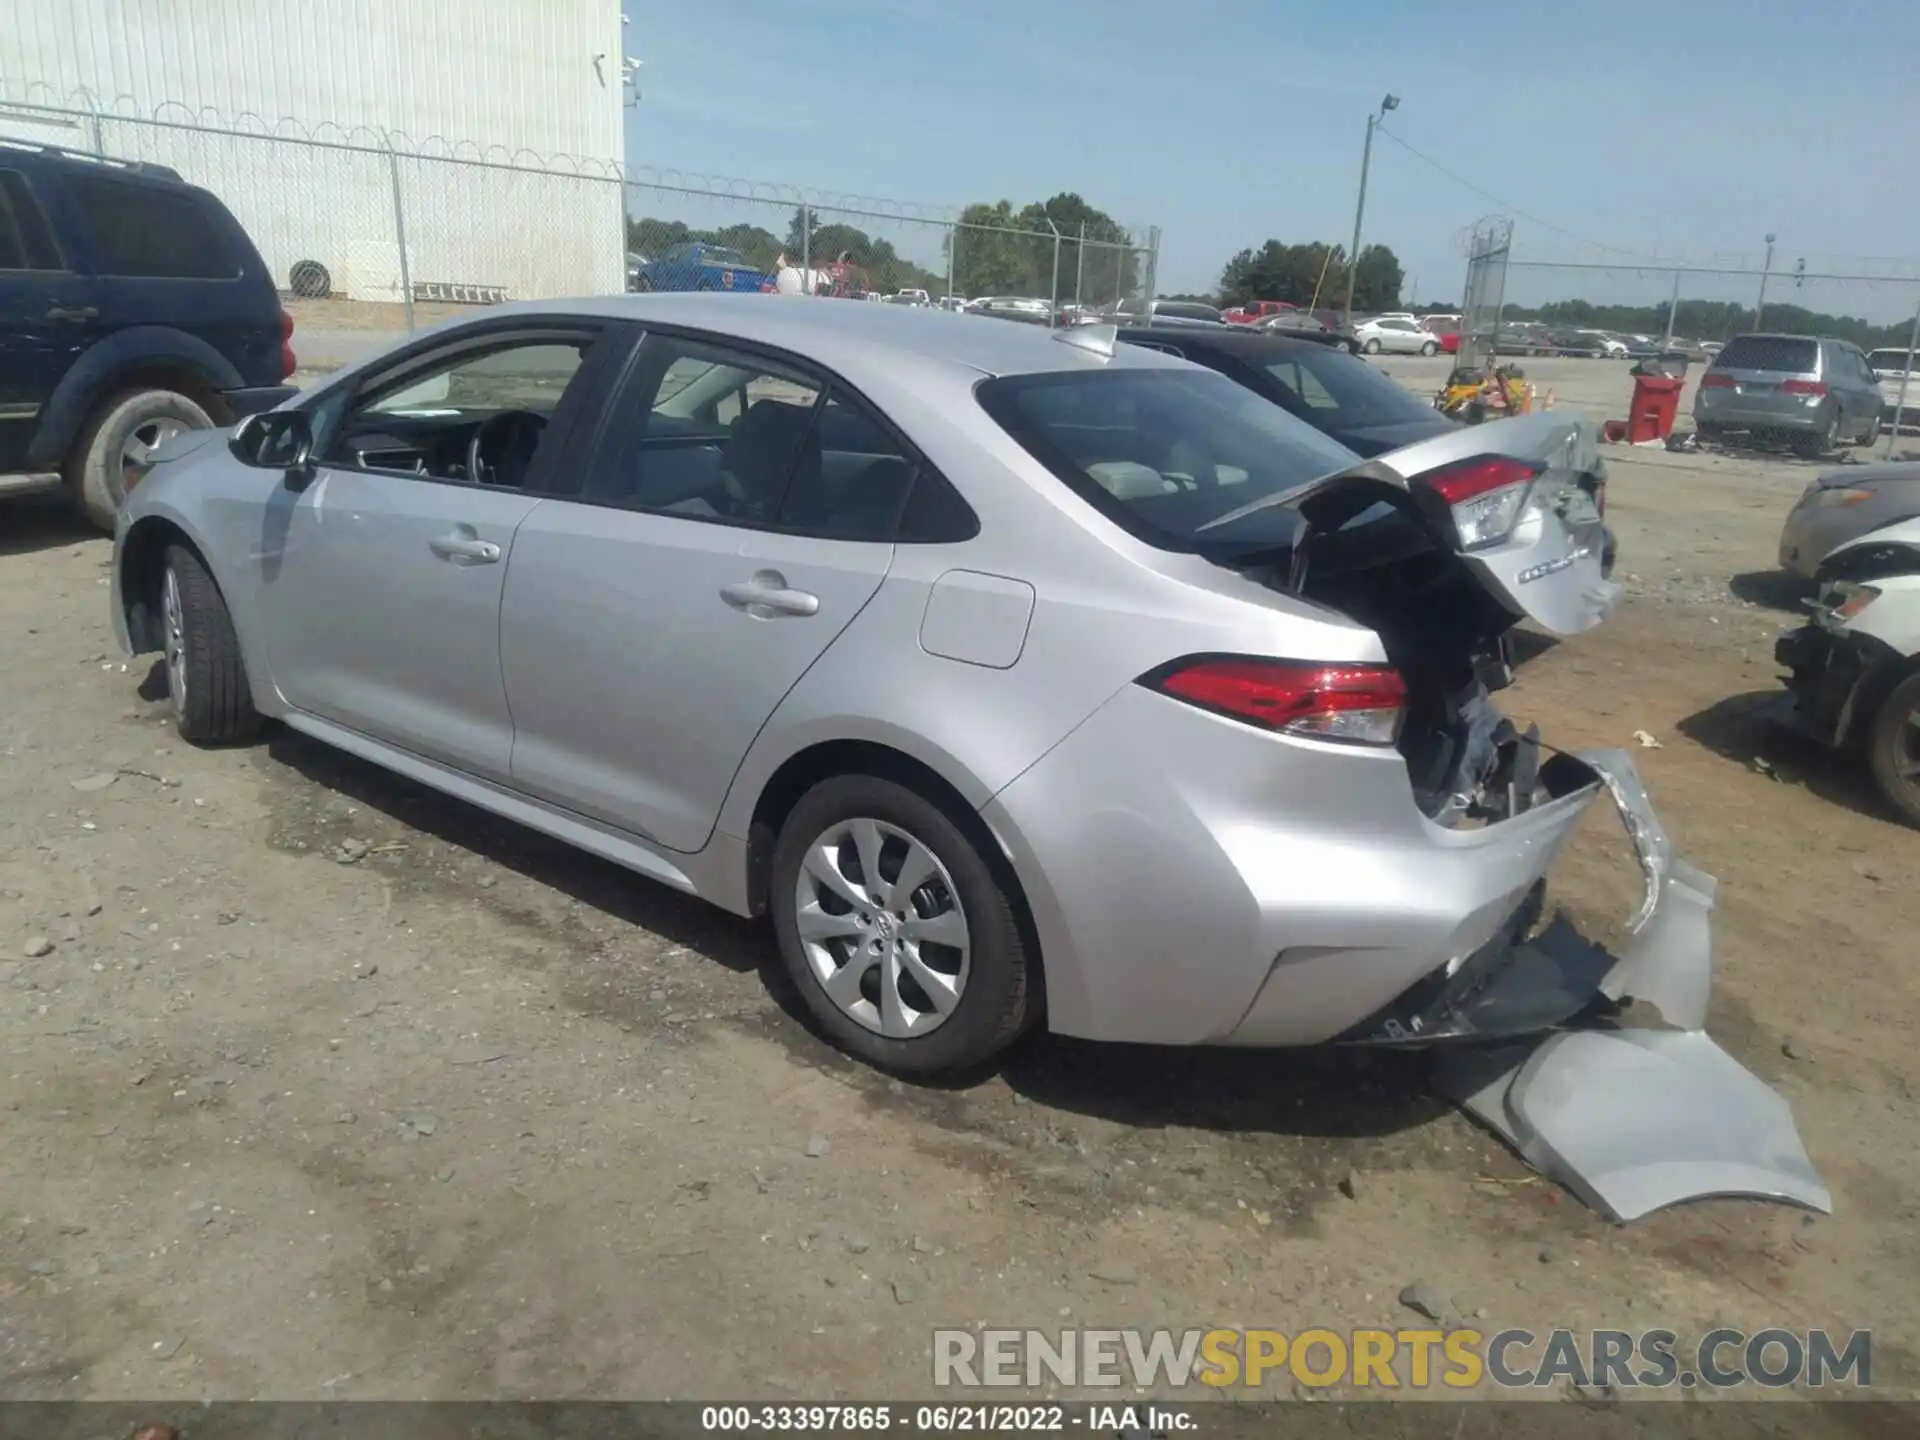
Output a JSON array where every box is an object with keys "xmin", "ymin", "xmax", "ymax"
[
  {"xmin": 1354, "ymin": 316, "xmax": 1439, "ymax": 355},
  {"xmin": 0, "ymin": 143, "xmax": 297, "ymax": 529},
  {"xmin": 1776, "ymin": 461, "xmax": 1920, "ymax": 579},
  {"xmin": 1116, "ymin": 325, "xmax": 1615, "ymax": 575},
  {"xmin": 113, "ymin": 297, "xmax": 1666, "ymax": 1077},
  {"xmin": 1493, "ymin": 323, "xmax": 1554, "ymax": 357},
  {"xmin": 1694, "ymin": 334, "xmax": 1884, "ymax": 456},
  {"xmin": 966, "ymin": 295, "xmax": 1052, "ymax": 325},
  {"xmin": 1772, "ymin": 513, "xmax": 1920, "ymax": 827},
  {"xmin": 1255, "ymin": 310, "xmax": 1359, "ymax": 352},
  {"xmin": 1110, "ymin": 298, "xmax": 1226, "ymax": 327},
  {"xmin": 629, "ymin": 243, "xmax": 776, "ymax": 294},
  {"xmin": 1867, "ymin": 346, "xmax": 1920, "ymax": 426},
  {"xmin": 1223, "ymin": 299, "xmax": 1297, "ymax": 325}
]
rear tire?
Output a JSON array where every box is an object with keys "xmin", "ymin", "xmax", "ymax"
[
  {"xmin": 161, "ymin": 544, "xmax": 261, "ymax": 746},
  {"xmin": 66, "ymin": 389, "xmax": 214, "ymax": 531},
  {"xmin": 1362, "ymin": 338, "xmax": 1381, "ymax": 355},
  {"xmin": 1866, "ymin": 672, "xmax": 1920, "ymax": 830},
  {"xmin": 769, "ymin": 775, "xmax": 1033, "ymax": 1076},
  {"xmin": 1855, "ymin": 412, "xmax": 1883, "ymax": 447},
  {"xmin": 1792, "ymin": 411, "xmax": 1841, "ymax": 458}
]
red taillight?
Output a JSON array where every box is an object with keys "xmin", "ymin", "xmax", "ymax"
[
  {"xmin": 1700, "ymin": 372, "xmax": 1735, "ymax": 388},
  {"xmin": 279, "ymin": 308, "xmax": 297, "ymax": 379},
  {"xmin": 1419, "ymin": 455, "xmax": 1542, "ymax": 550},
  {"xmin": 1780, "ymin": 379, "xmax": 1827, "ymax": 397},
  {"xmin": 1142, "ymin": 656, "xmax": 1407, "ymax": 746}
]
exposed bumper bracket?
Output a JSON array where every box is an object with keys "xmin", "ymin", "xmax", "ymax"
[{"xmin": 1435, "ymin": 749, "xmax": 1831, "ymax": 1223}]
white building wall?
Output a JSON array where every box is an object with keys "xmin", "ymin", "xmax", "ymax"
[{"xmin": 0, "ymin": 0, "xmax": 627, "ymax": 302}]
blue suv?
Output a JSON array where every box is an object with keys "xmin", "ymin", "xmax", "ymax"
[{"xmin": 0, "ymin": 143, "xmax": 297, "ymax": 528}]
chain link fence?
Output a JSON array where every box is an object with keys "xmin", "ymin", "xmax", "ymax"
[
  {"xmin": 1457, "ymin": 216, "xmax": 1512, "ymax": 375},
  {"xmin": 2, "ymin": 84, "xmax": 1158, "ymax": 330}
]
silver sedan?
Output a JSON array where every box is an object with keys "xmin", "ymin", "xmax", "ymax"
[
  {"xmin": 109, "ymin": 296, "xmax": 1821, "ymax": 1218},
  {"xmin": 1778, "ymin": 462, "xmax": 1920, "ymax": 579}
]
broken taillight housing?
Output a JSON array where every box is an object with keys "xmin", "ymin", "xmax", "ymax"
[
  {"xmin": 1422, "ymin": 455, "xmax": 1544, "ymax": 551},
  {"xmin": 1141, "ymin": 656, "xmax": 1408, "ymax": 746},
  {"xmin": 1827, "ymin": 583, "xmax": 1880, "ymax": 621}
]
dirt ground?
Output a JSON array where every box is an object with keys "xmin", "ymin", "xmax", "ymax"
[{"xmin": 2, "ymin": 429, "xmax": 1919, "ymax": 1405}]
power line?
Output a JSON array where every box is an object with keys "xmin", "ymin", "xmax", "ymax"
[{"xmin": 1371, "ymin": 123, "xmax": 1652, "ymax": 260}]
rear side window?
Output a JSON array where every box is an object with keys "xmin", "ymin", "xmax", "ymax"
[
  {"xmin": 976, "ymin": 367, "xmax": 1357, "ymax": 555},
  {"xmin": 1869, "ymin": 350, "xmax": 1914, "ymax": 372},
  {"xmin": 1713, "ymin": 336, "xmax": 1818, "ymax": 374},
  {"xmin": 0, "ymin": 169, "xmax": 63, "ymax": 271},
  {"xmin": 62, "ymin": 174, "xmax": 241, "ymax": 279}
]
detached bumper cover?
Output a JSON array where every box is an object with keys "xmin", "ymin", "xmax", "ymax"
[{"xmin": 1432, "ymin": 750, "xmax": 1830, "ymax": 1223}]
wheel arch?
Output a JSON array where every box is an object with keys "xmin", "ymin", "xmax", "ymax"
[
  {"xmin": 30, "ymin": 329, "xmax": 241, "ymax": 468},
  {"xmin": 738, "ymin": 735, "xmax": 1048, "ymax": 1015}
]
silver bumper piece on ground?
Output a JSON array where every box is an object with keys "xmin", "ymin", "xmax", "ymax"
[{"xmin": 1437, "ymin": 749, "xmax": 1831, "ymax": 1223}]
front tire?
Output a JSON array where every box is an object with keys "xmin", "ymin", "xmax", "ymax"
[
  {"xmin": 1420, "ymin": 340, "xmax": 1438, "ymax": 356},
  {"xmin": 769, "ymin": 775, "xmax": 1033, "ymax": 1075},
  {"xmin": 67, "ymin": 389, "xmax": 213, "ymax": 531},
  {"xmin": 161, "ymin": 544, "xmax": 260, "ymax": 746},
  {"xmin": 1867, "ymin": 672, "xmax": 1920, "ymax": 830}
]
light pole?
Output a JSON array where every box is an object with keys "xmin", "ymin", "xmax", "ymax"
[
  {"xmin": 1343, "ymin": 93, "xmax": 1399, "ymax": 332},
  {"xmin": 1754, "ymin": 233, "xmax": 1777, "ymax": 331}
]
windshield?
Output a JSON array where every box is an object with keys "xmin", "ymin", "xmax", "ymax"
[
  {"xmin": 1260, "ymin": 346, "xmax": 1448, "ymax": 429},
  {"xmin": 1869, "ymin": 350, "xmax": 1914, "ymax": 372},
  {"xmin": 975, "ymin": 368, "xmax": 1358, "ymax": 554}
]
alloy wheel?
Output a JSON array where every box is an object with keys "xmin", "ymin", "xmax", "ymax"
[
  {"xmin": 122, "ymin": 418, "xmax": 186, "ymax": 494},
  {"xmin": 162, "ymin": 564, "xmax": 187, "ymax": 718},
  {"xmin": 791, "ymin": 816, "xmax": 971, "ymax": 1039}
]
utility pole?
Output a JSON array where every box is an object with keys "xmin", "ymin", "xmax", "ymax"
[
  {"xmin": 1343, "ymin": 93, "xmax": 1398, "ymax": 331},
  {"xmin": 1754, "ymin": 233, "xmax": 1776, "ymax": 331}
]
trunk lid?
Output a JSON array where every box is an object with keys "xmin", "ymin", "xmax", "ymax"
[{"xmin": 1198, "ymin": 410, "xmax": 1617, "ymax": 636}]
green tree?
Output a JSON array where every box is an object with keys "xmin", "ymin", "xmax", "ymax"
[
  {"xmin": 1350, "ymin": 244, "xmax": 1405, "ymax": 311},
  {"xmin": 948, "ymin": 200, "xmax": 1043, "ymax": 299},
  {"xmin": 1219, "ymin": 241, "xmax": 1345, "ymax": 309}
]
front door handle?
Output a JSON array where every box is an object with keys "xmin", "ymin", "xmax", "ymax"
[
  {"xmin": 721, "ymin": 570, "xmax": 819, "ymax": 617},
  {"xmin": 429, "ymin": 532, "xmax": 502, "ymax": 564},
  {"xmin": 45, "ymin": 304, "xmax": 99, "ymax": 323}
]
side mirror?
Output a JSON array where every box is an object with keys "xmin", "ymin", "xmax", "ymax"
[{"xmin": 230, "ymin": 411, "xmax": 315, "ymax": 486}]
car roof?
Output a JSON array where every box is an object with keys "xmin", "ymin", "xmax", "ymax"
[
  {"xmin": 1113, "ymin": 325, "xmax": 1334, "ymax": 358},
  {"xmin": 405, "ymin": 293, "xmax": 1190, "ymax": 381}
]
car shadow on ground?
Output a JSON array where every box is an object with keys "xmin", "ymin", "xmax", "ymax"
[
  {"xmin": 0, "ymin": 496, "xmax": 97, "ymax": 558},
  {"xmin": 265, "ymin": 726, "xmax": 1455, "ymax": 1145},
  {"xmin": 1508, "ymin": 628, "xmax": 1561, "ymax": 667},
  {"xmin": 264, "ymin": 727, "xmax": 766, "ymax": 975},
  {"xmin": 1677, "ymin": 688, "xmax": 1899, "ymax": 828},
  {"xmin": 1729, "ymin": 568, "xmax": 1813, "ymax": 613}
]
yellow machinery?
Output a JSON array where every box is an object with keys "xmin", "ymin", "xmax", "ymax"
[{"xmin": 1436, "ymin": 364, "xmax": 1533, "ymax": 424}]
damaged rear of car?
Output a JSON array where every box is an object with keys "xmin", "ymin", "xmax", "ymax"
[
  {"xmin": 1772, "ymin": 515, "xmax": 1920, "ymax": 828},
  {"xmin": 977, "ymin": 366, "xmax": 1826, "ymax": 1220}
]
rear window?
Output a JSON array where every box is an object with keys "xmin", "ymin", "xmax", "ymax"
[
  {"xmin": 975, "ymin": 368, "xmax": 1357, "ymax": 554},
  {"xmin": 1156, "ymin": 302, "xmax": 1222, "ymax": 323},
  {"xmin": 1713, "ymin": 336, "xmax": 1818, "ymax": 374},
  {"xmin": 62, "ymin": 174, "xmax": 242, "ymax": 279},
  {"xmin": 1259, "ymin": 345, "xmax": 1446, "ymax": 427}
]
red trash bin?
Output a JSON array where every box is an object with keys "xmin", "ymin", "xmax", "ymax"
[{"xmin": 1628, "ymin": 374, "xmax": 1685, "ymax": 443}]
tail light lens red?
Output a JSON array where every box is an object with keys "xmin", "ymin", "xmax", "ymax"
[
  {"xmin": 1701, "ymin": 373, "xmax": 1735, "ymax": 388},
  {"xmin": 1141, "ymin": 656, "xmax": 1408, "ymax": 746},
  {"xmin": 278, "ymin": 308, "xmax": 297, "ymax": 380},
  {"xmin": 1780, "ymin": 379, "xmax": 1828, "ymax": 397},
  {"xmin": 1420, "ymin": 455, "xmax": 1543, "ymax": 550}
]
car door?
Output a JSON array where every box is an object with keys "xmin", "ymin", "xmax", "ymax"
[
  {"xmin": 500, "ymin": 330, "xmax": 932, "ymax": 853},
  {"xmin": 0, "ymin": 165, "xmax": 102, "ymax": 473},
  {"xmin": 254, "ymin": 322, "xmax": 611, "ymax": 781}
]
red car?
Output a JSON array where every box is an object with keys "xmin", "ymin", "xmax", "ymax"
[{"xmin": 1223, "ymin": 299, "xmax": 1299, "ymax": 325}]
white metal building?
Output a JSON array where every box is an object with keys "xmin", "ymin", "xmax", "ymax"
[{"xmin": 0, "ymin": 0, "xmax": 629, "ymax": 302}]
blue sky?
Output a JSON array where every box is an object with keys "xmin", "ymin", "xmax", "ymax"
[{"xmin": 625, "ymin": 0, "xmax": 1920, "ymax": 318}]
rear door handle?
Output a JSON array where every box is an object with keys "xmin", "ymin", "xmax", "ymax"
[
  {"xmin": 45, "ymin": 305, "xmax": 98, "ymax": 323},
  {"xmin": 721, "ymin": 570, "xmax": 819, "ymax": 617},
  {"xmin": 429, "ymin": 532, "xmax": 501, "ymax": 564}
]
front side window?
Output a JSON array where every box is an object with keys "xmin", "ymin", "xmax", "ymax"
[
  {"xmin": 321, "ymin": 334, "xmax": 592, "ymax": 487},
  {"xmin": 62, "ymin": 174, "xmax": 239, "ymax": 279},
  {"xmin": 976, "ymin": 367, "xmax": 1356, "ymax": 555}
]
